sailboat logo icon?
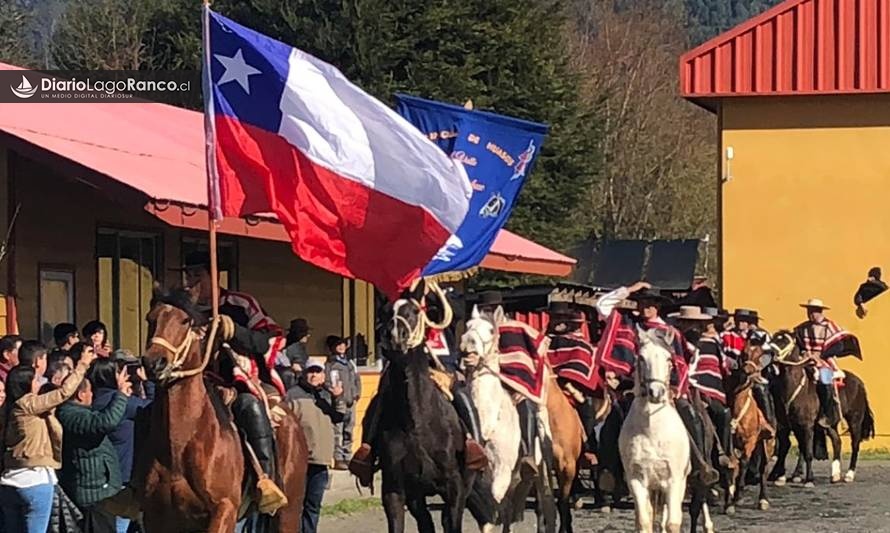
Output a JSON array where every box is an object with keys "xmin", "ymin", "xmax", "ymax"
[{"xmin": 11, "ymin": 75, "xmax": 37, "ymax": 99}]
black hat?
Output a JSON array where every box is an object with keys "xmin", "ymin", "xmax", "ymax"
[
  {"xmin": 171, "ymin": 251, "xmax": 211, "ymax": 272},
  {"xmin": 111, "ymin": 348, "xmax": 140, "ymax": 365},
  {"xmin": 53, "ymin": 323, "xmax": 79, "ymax": 345},
  {"xmin": 629, "ymin": 288, "xmax": 671, "ymax": 306},
  {"xmin": 477, "ymin": 291, "xmax": 503, "ymax": 308},
  {"xmin": 287, "ymin": 318, "xmax": 311, "ymax": 342},
  {"xmin": 548, "ymin": 301, "xmax": 583, "ymax": 321},
  {"xmin": 733, "ymin": 308, "xmax": 761, "ymax": 322}
]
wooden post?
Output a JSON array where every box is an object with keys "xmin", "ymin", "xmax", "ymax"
[{"xmin": 203, "ymin": 0, "xmax": 219, "ymax": 319}]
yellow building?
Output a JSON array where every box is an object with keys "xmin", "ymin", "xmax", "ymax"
[{"xmin": 681, "ymin": 0, "xmax": 890, "ymax": 448}]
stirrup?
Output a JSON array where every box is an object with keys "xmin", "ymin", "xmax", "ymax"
[
  {"xmin": 256, "ymin": 476, "xmax": 288, "ymax": 515},
  {"xmin": 349, "ymin": 445, "xmax": 375, "ymax": 488}
]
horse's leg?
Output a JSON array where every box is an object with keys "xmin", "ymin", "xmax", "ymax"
[
  {"xmin": 702, "ymin": 501, "xmax": 715, "ymax": 533},
  {"xmin": 757, "ymin": 443, "xmax": 770, "ymax": 510},
  {"xmin": 827, "ymin": 426, "xmax": 843, "ymax": 483},
  {"xmin": 689, "ymin": 488, "xmax": 702, "ymax": 533},
  {"xmin": 799, "ymin": 425, "xmax": 816, "ymax": 487},
  {"xmin": 768, "ymin": 425, "xmax": 791, "ymax": 484},
  {"xmin": 846, "ymin": 418, "xmax": 862, "ymax": 483},
  {"xmin": 206, "ymin": 499, "xmax": 238, "ymax": 533},
  {"xmin": 441, "ymin": 475, "xmax": 467, "ymax": 533},
  {"xmin": 627, "ymin": 479, "xmax": 653, "ymax": 533},
  {"xmin": 734, "ymin": 455, "xmax": 748, "ymax": 506},
  {"xmin": 382, "ymin": 491, "xmax": 407, "ymax": 533},
  {"xmin": 665, "ymin": 479, "xmax": 685, "ymax": 533},
  {"xmin": 406, "ymin": 496, "xmax": 436, "ymax": 533}
]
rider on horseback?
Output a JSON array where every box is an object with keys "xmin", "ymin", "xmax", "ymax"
[
  {"xmin": 597, "ymin": 282, "xmax": 719, "ymax": 485},
  {"xmin": 348, "ymin": 287, "xmax": 487, "ymax": 488},
  {"xmin": 723, "ymin": 308, "xmax": 778, "ymax": 432},
  {"xmin": 546, "ymin": 301, "xmax": 601, "ymax": 466},
  {"xmin": 181, "ymin": 251, "xmax": 288, "ymax": 514},
  {"xmin": 794, "ymin": 298, "xmax": 846, "ymax": 428},
  {"xmin": 671, "ymin": 306, "xmax": 735, "ymax": 467}
]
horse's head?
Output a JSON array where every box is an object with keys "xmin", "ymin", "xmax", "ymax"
[
  {"xmin": 460, "ymin": 305, "xmax": 504, "ymax": 367},
  {"xmin": 636, "ymin": 327, "xmax": 674, "ymax": 404},
  {"xmin": 144, "ymin": 285, "xmax": 211, "ymax": 386},
  {"xmin": 390, "ymin": 279, "xmax": 427, "ymax": 354},
  {"xmin": 771, "ymin": 330, "xmax": 800, "ymax": 362}
]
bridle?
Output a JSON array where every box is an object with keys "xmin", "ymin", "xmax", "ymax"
[
  {"xmin": 463, "ymin": 320, "xmax": 501, "ymax": 378},
  {"xmin": 391, "ymin": 280, "xmax": 453, "ymax": 350},
  {"xmin": 148, "ymin": 311, "xmax": 233, "ymax": 383}
]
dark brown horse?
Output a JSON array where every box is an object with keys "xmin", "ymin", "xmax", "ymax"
[
  {"xmin": 136, "ymin": 288, "xmax": 307, "ymax": 533},
  {"xmin": 767, "ymin": 331, "xmax": 874, "ymax": 486}
]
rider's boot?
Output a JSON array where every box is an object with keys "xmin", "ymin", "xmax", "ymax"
[
  {"xmin": 752, "ymin": 382, "xmax": 776, "ymax": 438},
  {"xmin": 452, "ymin": 384, "xmax": 488, "ymax": 471},
  {"xmin": 517, "ymin": 399, "xmax": 539, "ymax": 477},
  {"xmin": 232, "ymin": 394, "xmax": 288, "ymax": 515},
  {"xmin": 577, "ymin": 396, "xmax": 600, "ymax": 466},
  {"xmin": 348, "ymin": 394, "xmax": 381, "ymax": 488},
  {"xmin": 677, "ymin": 398, "xmax": 719, "ymax": 486},
  {"xmin": 710, "ymin": 399, "xmax": 736, "ymax": 468},
  {"xmin": 817, "ymin": 383, "xmax": 840, "ymax": 429}
]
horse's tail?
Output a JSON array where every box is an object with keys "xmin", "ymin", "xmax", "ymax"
[
  {"xmin": 860, "ymin": 397, "xmax": 876, "ymax": 442},
  {"xmin": 466, "ymin": 472, "xmax": 499, "ymax": 526}
]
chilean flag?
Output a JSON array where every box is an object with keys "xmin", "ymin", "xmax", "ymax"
[{"xmin": 203, "ymin": 8, "xmax": 472, "ymax": 298}]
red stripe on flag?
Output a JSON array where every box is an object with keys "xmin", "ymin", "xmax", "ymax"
[{"xmin": 214, "ymin": 116, "xmax": 451, "ymax": 297}]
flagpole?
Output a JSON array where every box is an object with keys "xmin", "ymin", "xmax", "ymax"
[{"xmin": 202, "ymin": 0, "xmax": 220, "ymax": 319}]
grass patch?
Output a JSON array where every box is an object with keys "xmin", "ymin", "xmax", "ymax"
[
  {"xmin": 858, "ymin": 447, "xmax": 890, "ymax": 461},
  {"xmin": 321, "ymin": 497, "xmax": 379, "ymax": 517}
]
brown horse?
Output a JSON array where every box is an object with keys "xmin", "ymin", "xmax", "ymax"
[
  {"xmin": 136, "ymin": 288, "xmax": 307, "ymax": 533},
  {"xmin": 767, "ymin": 330, "xmax": 875, "ymax": 486},
  {"xmin": 724, "ymin": 344, "xmax": 775, "ymax": 515},
  {"xmin": 543, "ymin": 366, "xmax": 584, "ymax": 533}
]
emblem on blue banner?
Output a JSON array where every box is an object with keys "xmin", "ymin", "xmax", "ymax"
[{"xmin": 395, "ymin": 94, "xmax": 548, "ymax": 276}]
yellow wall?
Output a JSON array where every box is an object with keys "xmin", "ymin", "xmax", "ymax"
[{"xmin": 721, "ymin": 95, "xmax": 890, "ymax": 448}]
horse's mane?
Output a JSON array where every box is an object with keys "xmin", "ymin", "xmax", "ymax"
[{"xmin": 151, "ymin": 287, "xmax": 210, "ymax": 326}]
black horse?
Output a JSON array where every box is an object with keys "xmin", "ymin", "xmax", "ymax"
[{"xmin": 376, "ymin": 281, "xmax": 497, "ymax": 533}]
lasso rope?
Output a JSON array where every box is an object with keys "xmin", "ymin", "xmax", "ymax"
[
  {"xmin": 393, "ymin": 279, "xmax": 454, "ymax": 372},
  {"xmin": 731, "ymin": 394, "xmax": 753, "ymax": 433}
]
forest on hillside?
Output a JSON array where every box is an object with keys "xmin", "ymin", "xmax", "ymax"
[{"xmin": 0, "ymin": 0, "xmax": 785, "ymax": 283}]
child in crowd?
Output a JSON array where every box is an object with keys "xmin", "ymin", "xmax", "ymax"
[{"xmin": 324, "ymin": 336, "xmax": 361, "ymax": 470}]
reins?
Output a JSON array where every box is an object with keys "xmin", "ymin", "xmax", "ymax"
[
  {"xmin": 149, "ymin": 313, "xmax": 234, "ymax": 382},
  {"xmin": 392, "ymin": 280, "xmax": 453, "ymax": 372}
]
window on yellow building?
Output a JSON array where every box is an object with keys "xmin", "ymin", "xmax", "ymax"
[{"xmin": 38, "ymin": 267, "xmax": 74, "ymax": 344}]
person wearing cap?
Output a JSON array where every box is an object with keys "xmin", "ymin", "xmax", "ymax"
[
  {"xmin": 286, "ymin": 361, "xmax": 344, "ymax": 533},
  {"xmin": 854, "ymin": 267, "xmax": 888, "ymax": 318},
  {"xmin": 546, "ymin": 301, "xmax": 601, "ymax": 465},
  {"xmin": 794, "ymin": 298, "xmax": 846, "ymax": 427},
  {"xmin": 671, "ymin": 306, "xmax": 734, "ymax": 467}
]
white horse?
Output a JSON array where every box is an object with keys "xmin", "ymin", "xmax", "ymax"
[
  {"xmin": 619, "ymin": 328, "xmax": 691, "ymax": 533},
  {"xmin": 461, "ymin": 305, "xmax": 521, "ymax": 503}
]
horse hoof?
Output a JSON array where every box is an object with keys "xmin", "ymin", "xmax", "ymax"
[
  {"xmin": 599, "ymin": 505, "xmax": 612, "ymax": 514},
  {"xmin": 759, "ymin": 499, "xmax": 770, "ymax": 511},
  {"xmin": 725, "ymin": 505, "xmax": 736, "ymax": 516},
  {"xmin": 844, "ymin": 470, "xmax": 856, "ymax": 483},
  {"xmin": 804, "ymin": 481, "xmax": 815, "ymax": 488},
  {"xmin": 791, "ymin": 476, "xmax": 803, "ymax": 484},
  {"xmin": 573, "ymin": 499, "xmax": 584, "ymax": 510},
  {"xmin": 774, "ymin": 476, "xmax": 787, "ymax": 487},
  {"xmin": 831, "ymin": 474, "xmax": 842, "ymax": 484}
]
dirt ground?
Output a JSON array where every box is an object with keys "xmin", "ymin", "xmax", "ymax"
[{"xmin": 318, "ymin": 460, "xmax": 890, "ymax": 532}]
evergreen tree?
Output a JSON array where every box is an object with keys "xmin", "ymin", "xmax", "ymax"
[
  {"xmin": 685, "ymin": 0, "xmax": 783, "ymax": 44},
  {"xmin": 0, "ymin": 1, "xmax": 35, "ymax": 66}
]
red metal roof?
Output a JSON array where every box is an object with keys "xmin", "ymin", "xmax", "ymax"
[
  {"xmin": 0, "ymin": 62, "xmax": 575, "ymax": 277},
  {"xmin": 680, "ymin": 0, "xmax": 890, "ymax": 104}
]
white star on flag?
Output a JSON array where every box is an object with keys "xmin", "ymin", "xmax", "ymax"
[{"xmin": 214, "ymin": 49, "xmax": 261, "ymax": 94}]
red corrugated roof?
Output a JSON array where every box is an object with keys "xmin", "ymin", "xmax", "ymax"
[
  {"xmin": 0, "ymin": 62, "xmax": 574, "ymax": 276},
  {"xmin": 680, "ymin": 0, "xmax": 890, "ymax": 104}
]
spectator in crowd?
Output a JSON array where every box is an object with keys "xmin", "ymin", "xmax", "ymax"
[
  {"xmin": 277, "ymin": 318, "xmax": 311, "ymax": 390},
  {"xmin": 324, "ymin": 335, "xmax": 361, "ymax": 470},
  {"xmin": 18, "ymin": 341, "xmax": 49, "ymax": 383},
  {"xmin": 51, "ymin": 324, "xmax": 80, "ymax": 359},
  {"xmin": 0, "ymin": 334, "xmax": 22, "ymax": 382},
  {"xmin": 82, "ymin": 321, "xmax": 112, "ymax": 358},
  {"xmin": 44, "ymin": 357, "xmax": 73, "ymax": 389},
  {"xmin": 286, "ymin": 361, "xmax": 344, "ymax": 533},
  {"xmin": 0, "ymin": 347, "xmax": 95, "ymax": 533},
  {"xmin": 89, "ymin": 358, "xmax": 154, "ymax": 533},
  {"xmin": 69, "ymin": 342, "xmax": 95, "ymax": 367},
  {"xmin": 57, "ymin": 364, "xmax": 132, "ymax": 533},
  {"xmin": 111, "ymin": 349, "xmax": 149, "ymax": 399}
]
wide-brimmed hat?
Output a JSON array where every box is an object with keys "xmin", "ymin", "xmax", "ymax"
[
  {"xmin": 733, "ymin": 308, "xmax": 761, "ymax": 322},
  {"xmin": 702, "ymin": 307, "xmax": 728, "ymax": 320},
  {"xmin": 668, "ymin": 306, "xmax": 712, "ymax": 321},
  {"xmin": 629, "ymin": 288, "xmax": 671, "ymax": 306},
  {"xmin": 800, "ymin": 298, "xmax": 830, "ymax": 310},
  {"xmin": 170, "ymin": 251, "xmax": 211, "ymax": 272},
  {"xmin": 477, "ymin": 290, "xmax": 503, "ymax": 308}
]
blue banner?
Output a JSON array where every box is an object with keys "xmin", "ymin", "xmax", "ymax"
[{"xmin": 395, "ymin": 94, "xmax": 548, "ymax": 276}]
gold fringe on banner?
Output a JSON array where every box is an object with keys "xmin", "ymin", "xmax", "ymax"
[{"xmin": 424, "ymin": 268, "xmax": 480, "ymax": 284}]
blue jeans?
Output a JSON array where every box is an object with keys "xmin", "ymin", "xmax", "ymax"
[
  {"xmin": 301, "ymin": 464, "xmax": 329, "ymax": 533},
  {"xmin": 116, "ymin": 516, "xmax": 131, "ymax": 533},
  {"xmin": 0, "ymin": 483, "xmax": 55, "ymax": 533}
]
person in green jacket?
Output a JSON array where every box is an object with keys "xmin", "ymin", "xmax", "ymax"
[{"xmin": 56, "ymin": 364, "xmax": 132, "ymax": 533}]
